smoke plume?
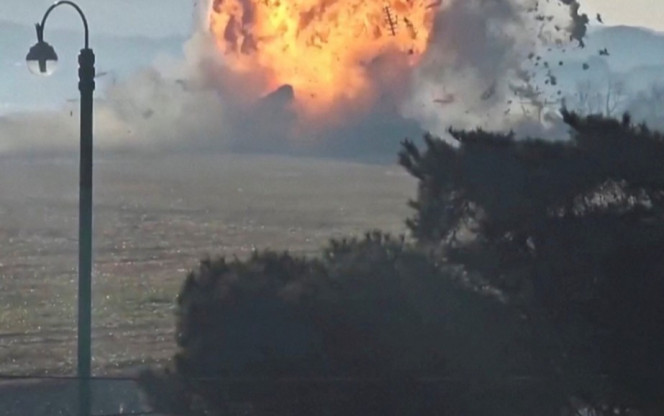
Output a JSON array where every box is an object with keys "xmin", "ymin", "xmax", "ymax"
[{"xmin": 0, "ymin": 0, "xmax": 590, "ymax": 158}]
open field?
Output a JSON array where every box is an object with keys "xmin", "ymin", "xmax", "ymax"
[{"xmin": 0, "ymin": 153, "xmax": 415, "ymax": 378}]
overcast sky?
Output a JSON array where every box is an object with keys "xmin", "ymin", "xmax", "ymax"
[
  {"xmin": 582, "ymin": 0, "xmax": 664, "ymax": 31},
  {"xmin": 0, "ymin": 0, "xmax": 663, "ymax": 39},
  {"xmin": 0, "ymin": 0, "xmax": 197, "ymax": 38}
]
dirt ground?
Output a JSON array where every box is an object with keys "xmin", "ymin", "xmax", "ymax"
[{"xmin": 0, "ymin": 153, "xmax": 414, "ymax": 414}]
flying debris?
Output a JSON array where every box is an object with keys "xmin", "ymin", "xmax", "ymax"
[
  {"xmin": 599, "ymin": 48, "xmax": 610, "ymax": 56},
  {"xmin": 93, "ymin": 70, "xmax": 117, "ymax": 86},
  {"xmin": 582, "ymin": 63, "xmax": 590, "ymax": 70},
  {"xmin": 596, "ymin": 13, "xmax": 603, "ymax": 23},
  {"xmin": 433, "ymin": 94, "xmax": 456, "ymax": 105},
  {"xmin": 384, "ymin": 5, "xmax": 398, "ymax": 36},
  {"xmin": 547, "ymin": 72, "xmax": 557, "ymax": 86},
  {"xmin": 481, "ymin": 82, "xmax": 496, "ymax": 101},
  {"xmin": 403, "ymin": 17, "xmax": 417, "ymax": 39}
]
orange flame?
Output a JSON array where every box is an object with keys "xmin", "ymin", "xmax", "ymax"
[{"xmin": 209, "ymin": 0, "xmax": 439, "ymax": 119}]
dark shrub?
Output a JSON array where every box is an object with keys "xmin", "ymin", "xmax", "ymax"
[
  {"xmin": 399, "ymin": 113, "xmax": 664, "ymax": 414},
  {"xmin": 141, "ymin": 233, "xmax": 555, "ymax": 415}
]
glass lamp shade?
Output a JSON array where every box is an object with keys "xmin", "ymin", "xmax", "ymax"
[{"xmin": 26, "ymin": 41, "xmax": 58, "ymax": 76}]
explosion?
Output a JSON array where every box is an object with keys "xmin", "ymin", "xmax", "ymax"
[{"xmin": 209, "ymin": 0, "xmax": 440, "ymax": 118}]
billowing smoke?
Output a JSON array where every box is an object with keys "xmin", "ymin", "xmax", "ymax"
[
  {"xmin": 405, "ymin": 0, "xmax": 588, "ymax": 136},
  {"xmin": 0, "ymin": 0, "xmax": 590, "ymax": 158}
]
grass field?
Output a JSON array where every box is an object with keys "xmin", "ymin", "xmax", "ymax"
[{"xmin": 0, "ymin": 153, "xmax": 415, "ymax": 377}]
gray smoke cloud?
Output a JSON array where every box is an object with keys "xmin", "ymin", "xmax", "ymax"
[
  {"xmin": 404, "ymin": 0, "xmax": 587, "ymax": 138},
  {"xmin": 0, "ymin": 0, "xmax": 589, "ymax": 157}
]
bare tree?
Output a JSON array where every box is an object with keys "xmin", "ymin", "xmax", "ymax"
[
  {"xmin": 570, "ymin": 79, "xmax": 595, "ymax": 115},
  {"xmin": 625, "ymin": 81, "xmax": 664, "ymax": 129},
  {"xmin": 567, "ymin": 77, "xmax": 629, "ymax": 117},
  {"xmin": 603, "ymin": 78, "xmax": 628, "ymax": 117}
]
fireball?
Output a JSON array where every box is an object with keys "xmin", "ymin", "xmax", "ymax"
[{"xmin": 209, "ymin": 0, "xmax": 439, "ymax": 118}]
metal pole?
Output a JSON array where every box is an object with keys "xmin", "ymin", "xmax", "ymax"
[
  {"xmin": 31, "ymin": 3, "xmax": 94, "ymax": 414},
  {"xmin": 77, "ymin": 47, "xmax": 95, "ymax": 416}
]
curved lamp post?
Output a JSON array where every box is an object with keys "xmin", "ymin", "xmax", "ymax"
[{"xmin": 26, "ymin": 2, "xmax": 95, "ymax": 415}]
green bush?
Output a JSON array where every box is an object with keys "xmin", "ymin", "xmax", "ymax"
[
  {"xmin": 140, "ymin": 233, "xmax": 556, "ymax": 415},
  {"xmin": 399, "ymin": 113, "xmax": 664, "ymax": 414}
]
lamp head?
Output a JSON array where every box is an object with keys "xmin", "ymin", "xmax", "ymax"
[{"xmin": 26, "ymin": 24, "xmax": 58, "ymax": 76}]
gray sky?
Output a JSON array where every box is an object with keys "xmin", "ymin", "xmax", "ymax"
[
  {"xmin": 581, "ymin": 0, "xmax": 664, "ymax": 32},
  {"xmin": 0, "ymin": 0, "xmax": 197, "ymax": 38}
]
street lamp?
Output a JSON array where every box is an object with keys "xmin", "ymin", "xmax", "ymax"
[
  {"xmin": 25, "ymin": 38, "xmax": 58, "ymax": 76},
  {"xmin": 26, "ymin": 2, "xmax": 95, "ymax": 415}
]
